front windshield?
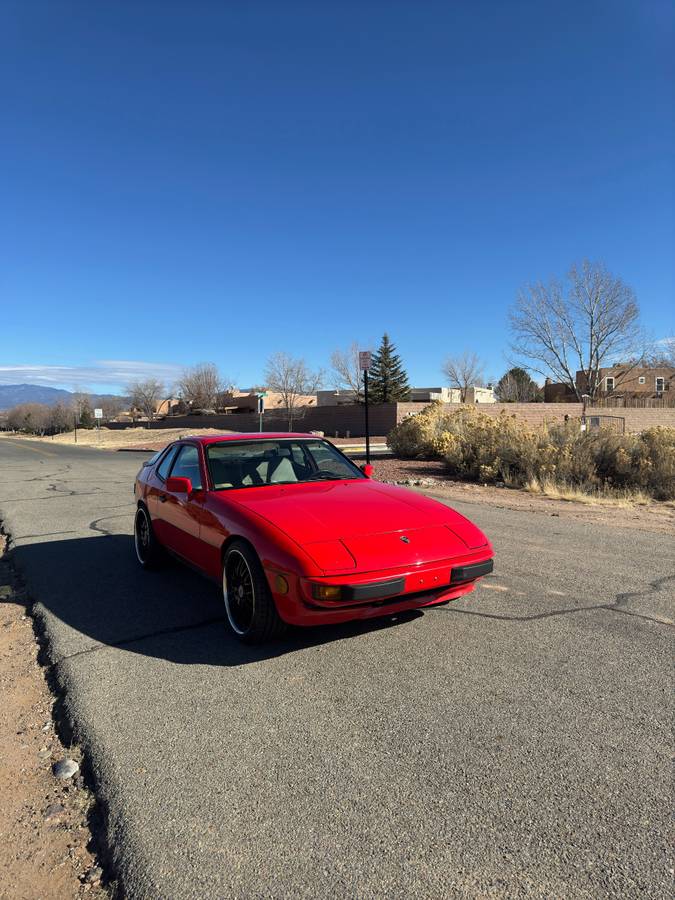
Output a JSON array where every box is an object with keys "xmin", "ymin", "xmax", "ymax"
[{"xmin": 206, "ymin": 439, "xmax": 365, "ymax": 490}]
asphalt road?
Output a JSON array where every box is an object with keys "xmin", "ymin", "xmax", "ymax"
[{"xmin": 0, "ymin": 437, "xmax": 673, "ymax": 899}]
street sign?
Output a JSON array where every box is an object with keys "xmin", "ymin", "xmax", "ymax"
[
  {"xmin": 94, "ymin": 408, "xmax": 103, "ymax": 419},
  {"xmin": 257, "ymin": 395, "xmax": 265, "ymax": 414},
  {"xmin": 359, "ymin": 351, "xmax": 372, "ymax": 371}
]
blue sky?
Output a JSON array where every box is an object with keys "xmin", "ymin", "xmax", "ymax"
[{"xmin": 1, "ymin": 1, "xmax": 673, "ymax": 393}]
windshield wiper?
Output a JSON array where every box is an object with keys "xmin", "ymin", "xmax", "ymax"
[{"xmin": 306, "ymin": 472, "xmax": 350, "ymax": 481}]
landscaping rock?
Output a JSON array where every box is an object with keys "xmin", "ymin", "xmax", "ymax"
[
  {"xmin": 44, "ymin": 802, "xmax": 66, "ymax": 821},
  {"xmin": 85, "ymin": 866, "xmax": 103, "ymax": 883},
  {"xmin": 53, "ymin": 758, "xmax": 79, "ymax": 780}
]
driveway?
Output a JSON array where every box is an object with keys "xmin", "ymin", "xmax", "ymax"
[{"xmin": 0, "ymin": 438, "xmax": 672, "ymax": 899}]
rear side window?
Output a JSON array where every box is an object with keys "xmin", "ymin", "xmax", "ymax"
[{"xmin": 156, "ymin": 446, "xmax": 179, "ymax": 481}]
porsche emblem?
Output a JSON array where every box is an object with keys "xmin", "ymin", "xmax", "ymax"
[{"xmin": 400, "ymin": 536, "xmax": 410, "ymax": 544}]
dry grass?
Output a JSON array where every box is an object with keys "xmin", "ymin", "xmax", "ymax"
[{"xmin": 525, "ymin": 477, "xmax": 651, "ymax": 507}]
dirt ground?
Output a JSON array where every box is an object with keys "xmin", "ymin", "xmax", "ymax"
[{"xmin": 0, "ymin": 534, "xmax": 107, "ymax": 900}]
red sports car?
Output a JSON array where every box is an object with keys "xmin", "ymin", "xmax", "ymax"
[{"xmin": 133, "ymin": 434, "xmax": 493, "ymax": 643}]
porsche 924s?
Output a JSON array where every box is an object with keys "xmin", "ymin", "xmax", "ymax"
[{"xmin": 133, "ymin": 434, "xmax": 493, "ymax": 643}]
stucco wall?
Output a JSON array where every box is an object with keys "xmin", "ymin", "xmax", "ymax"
[
  {"xmin": 107, "ymin": 402, "xmax": 675, "ymax": 437},
  {"xmin": 398, "ymin": 402, "xmax": 675, "ymax": 432}
]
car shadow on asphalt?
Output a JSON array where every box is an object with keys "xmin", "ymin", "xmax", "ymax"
[{"xmin": 12, "ymin": 534, "xmax": 422, "ymax": 667}]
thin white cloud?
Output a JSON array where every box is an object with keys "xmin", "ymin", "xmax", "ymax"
[{"xmin": 0, "ymin": 361, "xmax": 185, "ymax": 390}]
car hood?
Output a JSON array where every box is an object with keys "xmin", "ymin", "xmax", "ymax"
[{"xmin": 230, "ymin": 480, "xmax": 489, "ymax": 574}]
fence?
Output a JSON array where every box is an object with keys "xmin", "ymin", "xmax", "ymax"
[
  {"xmin": 586, "ymin": 415, "xmax": 625, "ymax": 434},
  {"xmin": 591, "ymin": 397, "xmax": 675, "ymax": 409}
]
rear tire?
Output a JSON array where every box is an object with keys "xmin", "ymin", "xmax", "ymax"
[
  {"xmin": 134, "ymin": 506, "xmax": 164, "ymax": 569},
  {"xmin": 223, "ymin": 541, "xmax": 287, "ymax": 644}
]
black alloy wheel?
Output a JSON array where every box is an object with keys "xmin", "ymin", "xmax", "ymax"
[
  {"xmin": 134, "ymin": 506, "xmax": 163, "ymax": 569},
  {"xmin": 223, "ymin": 541, "xmax": 287, "ymax": 644}
]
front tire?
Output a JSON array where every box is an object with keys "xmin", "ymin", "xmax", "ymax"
[
  {"xmin": 223, "ymin": 541, "xmax": 287, "ymax": 644},
  {"xmin": 134, "ymin": 506, "xmax": 164, "ymax": 569}
]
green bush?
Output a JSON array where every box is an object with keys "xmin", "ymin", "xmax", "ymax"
[{"xmin": 387, "ymin": 405, "xmax": 675, "ymax": 500}]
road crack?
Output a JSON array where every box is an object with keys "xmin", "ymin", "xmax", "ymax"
[{"xmin": 438, "ymin": 574, "xmax": 675, "ymax": 628}]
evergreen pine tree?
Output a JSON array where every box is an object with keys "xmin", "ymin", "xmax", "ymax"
[{"xmin": 367, "ymin": 333, "xmax": 410, "ymax": 402}]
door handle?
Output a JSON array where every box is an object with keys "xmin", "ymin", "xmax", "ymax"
[{"xmin": 158, "ymin": 494, "xmax": 167, "ymax": 503}]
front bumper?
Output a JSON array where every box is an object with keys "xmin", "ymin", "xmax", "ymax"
[
  {"xmin": 450, "ymin": 558, "xmax": 494, "ymax": 584},
  {"xmin": 268, "ymin": 552, "xmax": 494, "ymax": 626}
]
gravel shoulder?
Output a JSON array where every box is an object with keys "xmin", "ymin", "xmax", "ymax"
[{"xmin": 0, "ymin": 532, "xmax": 106, "ymax": 900}]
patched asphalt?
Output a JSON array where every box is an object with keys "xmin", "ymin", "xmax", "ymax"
[{"xmin": 0, "ymin": 437, "xmax": 672, "ymax": 899}]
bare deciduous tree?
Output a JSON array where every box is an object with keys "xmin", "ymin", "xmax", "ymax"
[
  {"xmin": 509, "ymin": 260, "xmax": 645, "ymax": 401},
  {"xmin": 442, "ymin": 352, "xmax": 485, "ymax": 402},
  {"xmin": 6, "ymin": 403, "xmax": 51, "ymax": 435},
  {"xmin": 49, "ymin": 402, "xmax": 74, "ymax": 432},
  {"xmin": 649, "ymin": 337, "xmax": 675, "ymax": 368},
  {"xmin": 97, "ymin": 396, "xmax": 126, "ymax": 420},
  {"xmin": 264, "ymin": 352, "xmax": 323, "ymax": 430},
  {"xmin": 71, "ymin": 389, "xmax": 94, "ymax": 425},
  {"xmin": 330, "ymin": 341, "xmax": 370, "ymax": 401},
  {"xmin": 127, "ymin": 379, "xmax": 165, "ymax": 422},
  {"xmin": 177, "ymin": 363, "xmax": 230, "ymax": 410}
]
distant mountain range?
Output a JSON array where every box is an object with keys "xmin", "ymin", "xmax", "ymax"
[{"xmin": 0, "ymin": 384, "xmax": 125, "ymax": 411}]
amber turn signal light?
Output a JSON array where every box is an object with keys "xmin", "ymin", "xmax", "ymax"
[
  {"xmin": 274, "ymin": 575, "xmax": 289, "ymax": 594},
  {"xmin": 312, "ymin": 584, "xmax": 342, "ymax": 601}
]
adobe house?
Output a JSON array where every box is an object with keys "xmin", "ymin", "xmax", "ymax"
[
  {"xmin": 218, "ymin": 390, "xmax": 316, "ymax": 414},
  {"xmin": 579, "ymin": 365, "xmax": 674, "ymax": 399},
  {"xmin": 544, "ymin": 365, "xmax": 675, "ymax": 402}
]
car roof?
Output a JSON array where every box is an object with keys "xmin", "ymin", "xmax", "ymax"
[{"xmin": 178, "ymin": 433, "xmax": 326, "ymax": 447}]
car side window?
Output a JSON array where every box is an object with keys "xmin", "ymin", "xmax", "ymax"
[
  {"xmin": 156, "ymin": 446, "xmax": 179, "ymax": 481},
  {"xmin": 169, "ymin": 445, "xmax": 203, "ymax": 490}
]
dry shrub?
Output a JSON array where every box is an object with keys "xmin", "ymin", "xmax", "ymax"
[
  {"xmin": 387, "ymin": 405, "xmax": 675, "ymax": 500},
  {"xmin": 387, "ymin": 401, "xmax": 455, "ymax": 458}
]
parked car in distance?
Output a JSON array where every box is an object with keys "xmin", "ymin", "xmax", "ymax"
[{"xmin": 133, "ymin": 434, "xmax": 494, "ymax": 643}]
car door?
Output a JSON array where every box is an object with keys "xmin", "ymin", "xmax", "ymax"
[
  {"xmin": 157, "ymin": 443, "xmax": 209, "ymax": 567},
  {"xmin": 146, "ymin": 444, "xmax": 180, "ymax": 544}
]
